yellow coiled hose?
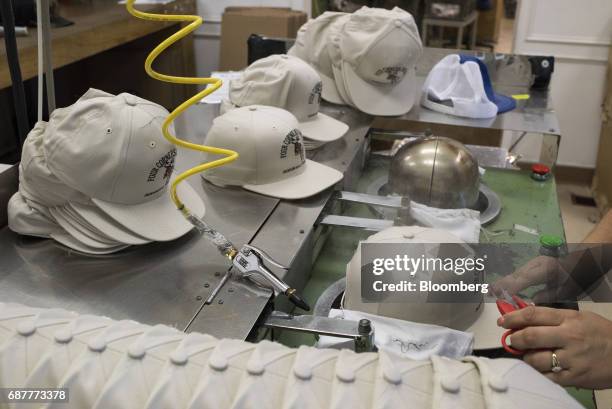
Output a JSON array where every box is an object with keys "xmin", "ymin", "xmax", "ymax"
[{"xmin": 125, "ymin": 0, "xmax": 237, "ymax": 217}]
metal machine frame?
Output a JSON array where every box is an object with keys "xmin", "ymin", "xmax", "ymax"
[{"xmin": 0, "ymin": 48, "xmax": 561, "ymax": 343}]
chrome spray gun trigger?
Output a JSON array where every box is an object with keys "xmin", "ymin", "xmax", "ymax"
[{"xmin": 232, "ymin": 244, "xmax": 311, "ymax": 311}]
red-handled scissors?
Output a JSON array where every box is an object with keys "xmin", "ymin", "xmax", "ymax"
[{"xmin": 496, "ymin": 289, "xmax": 530, "ymax": 355}]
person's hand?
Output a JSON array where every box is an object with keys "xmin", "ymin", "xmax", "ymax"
[
  {"xmin": 492, "ymin": 255, "xmax": 583, "ymax": 303},
  {"xmin": 492, "ymin": 255, "xmax": 559, "ymax": 296},
  {"xmin": 498, "ymin": 305, "xmax": 612, "ymax": 389}
]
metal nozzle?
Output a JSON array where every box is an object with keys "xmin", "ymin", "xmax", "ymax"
[{"xmin": 232, "ymin": 244, "xmax": 311, "ymax": 311}]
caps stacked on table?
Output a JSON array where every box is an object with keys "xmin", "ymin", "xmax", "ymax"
[
  {"xmin": 225, "ymin": 54, "xmax": 349, "ymax": 150},
  {"xmin": 8, "ymin": 89, "xmax": 205, "ymax": 255},
  {"xmin": 201, "ymin": 105, "xmax": 343, "ymax": 200},
  {"xmin": 421, "ymin": 54, "xmax": 517, "ymax": 119},
  {"xmin": 289, "ymin": 7, "xmax": 423, "ymax": 116}
]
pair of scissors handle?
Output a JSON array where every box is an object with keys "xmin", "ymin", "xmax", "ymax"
[
  {"xmin": 501, "ymin": 329, "xmax": 524, "ymax": 355},
  {"xmin": 496, "ymin": 293, "xmax": 530, "ymax": 355}
]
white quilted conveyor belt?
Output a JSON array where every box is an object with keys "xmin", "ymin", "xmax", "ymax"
[{"xmin": 0, "ymin": 303, "xmax": 584, "ymax": 409}]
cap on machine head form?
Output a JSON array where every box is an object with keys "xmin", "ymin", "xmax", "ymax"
[
  {"xmin": 42, "ymin": 89, "xmax": 204, "ymax": 242},
  {"xmin": 344, "ymin": 226, "xmax": 505, "ymax": 350},
  {"xmin": 338, "ymin": 7, "xmax": 423, "ymax": 116},
  {"xmin": 201, "ymin": 105, "xmax": 343, "ymax": 200},
  {"xmin": 288, "ymin": 12, "xmax": 348, "ymax": 105},
  {"xmin": 229, "ymin": 54, "xmax": 349, "ymax": 143}
]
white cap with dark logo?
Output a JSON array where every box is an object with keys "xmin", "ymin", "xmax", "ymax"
[
  {"xmin": 336, "ymin": 7, "xmax": 423, "ymax": 116},
  {"xmin": 228, "ymin": 54, "xmax": 349, "ymax": 144},
  {"xmin": 202, "ymin": 105, "xmax": 343, "ymax": 200}
]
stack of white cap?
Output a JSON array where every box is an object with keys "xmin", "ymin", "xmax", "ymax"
[
  {"xmin": 225, "ymin": 54, "xmax": 349, "ymax": 150},
  {"xmin": 289, "ymin": 7, "xmax": 423, "ymax": 116},
  {"xmin": 202, "ymin": 105, "xmax": 343, "ymax": 200},
  {"xmin": 8, "ymin": 89, "xmax": 205, "ymax": 255}
]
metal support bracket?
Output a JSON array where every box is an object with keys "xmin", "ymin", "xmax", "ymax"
[{"xmin": 263, "ymin": 311, "xmax": 375, "ymax": 353}]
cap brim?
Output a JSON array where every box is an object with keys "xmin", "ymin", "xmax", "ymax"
[
  {"xmin": 465, "ymin": 299, "xmax": 507, "ymax": 350},
  {"xmin": 298, "ymin": 112, "xmax": 348, "ymax": 142},
  {"xmin": 68, "ymin": 203, "xmax": 151, "ymax": 245},
  {"xmin": 243, "ymin": 159, "xmax": 343, "ymax": 200},
  {"xmin": 342, "ymin": 62, "xmax": 417, "ymax": 116},
  {"xmin": 50, "ymin": 232, "xmax": 129, "ymax": 255},
  {"xmin": 48, "ymin": 207, "xmax": 123, "ymax": 249},
  {"xmin": 91, "ymin": 181, "xmax": 205, "ymax": 242},
  {"xmin": 321, "ymin": 71, "xmax": 345, "ymax": 105},
  {"xmin": 492, "ymin": 93, "xmax": 517, "ymax": 114}
]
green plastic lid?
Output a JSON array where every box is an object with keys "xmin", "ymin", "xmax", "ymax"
[{"xmin": 540, "ymin": 234, "xmax": 564, "ymax": 248}]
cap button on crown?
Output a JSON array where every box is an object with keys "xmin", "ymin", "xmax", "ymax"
[
  {"xmin": 293, "ymin": 363, "xmax": 313, "ymax": 381},
  {"xmin": 336, "ymin": 366, "xmax": 356, "ymax": 383},
  {"xmin": 88, "ymin": 338, "xmax": 107, "ymax": 353},
  {"xmin": 54, "ymin": 329, "xmax": 73, "ymax": 344},
  {"xmin": 395, "ymin": 20, "xmax": 403, "ymax": 28},
  {"xmin": 383, "ymin": 367, "xmax": 402, "ymax": 385},
  {"xmin": 170, "ymin": 350, "xmax": 189, "ymax": 366},
  {"xmin": 246, "ymin": 360, "xmax": 265, "ymax": 376},
  {"xmin": 209, "ymin": 355, "xmax": 229, "ymax": 371},
  {"xmin": 441, "ymin": 377, "xmax": 461, "ymax": 393},
  {"xmin": 488, "ymin": 376, "xmax": 509, "ymax": 393},
  {"xmin": 17, "ymin": 322, "xmax": 36, "ymax": 337},
  {"xmin": 124, "ymin": 94, "xmax": 138, "ymax": 106},
  {"xmin": 128, "ymin": 344, "xmax": 146, "ymax": 360}
]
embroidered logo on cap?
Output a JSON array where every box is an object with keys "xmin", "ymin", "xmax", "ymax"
[
  {"xmin": 308, "ymin": 82, "xmax": 323, "ymax": 106},
  {"xmin": 280, "ymin": 129, "xmax": 305, "ymax": 174},
  {"xmin": 145, "ymin": 148, "xmax": 177, "ymax": 197},
  {"xmin": 376, "ymin": 66, "xmax": 408, "ymax": 84}
]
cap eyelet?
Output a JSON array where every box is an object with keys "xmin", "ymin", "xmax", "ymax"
[
  {"xmin": 106, "ymin": 128, "xmax": 112, "ymax": 134},
  {"xmin": 149, "ymin": 141, "xmax": 157, "ymax": 149}
]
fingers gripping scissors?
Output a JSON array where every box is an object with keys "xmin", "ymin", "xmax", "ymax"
[{"xmin": 496, "ymin": 289, "xmax": 530, "ymax": 355}]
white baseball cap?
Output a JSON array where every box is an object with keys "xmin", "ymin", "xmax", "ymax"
[
  {"xmin": 337, "ymin": 7, "xmax": 423, "ymax": 116},
  {"xmin": 288, "ymin": 12, "xmax": 348, "ymax": 105},
  {"xmin": 327, "ymin": 14, "xmax": 355, "ymax": 108},
  {"xmin": 344, "ymin": 226, "xmax": 504, "ymax": 350},
  {"xmin": 421, "ymin": 54, "xmax": 499, "ymax": 119},
  {"xmin": 229, "ymin": 54, "xmax": 348, "ymax": 143},
  {"xmin": 201, "ymin": 105, "xmax": 343, "ymax": 200},
  {"xmin": 42, "ymin": 89, "xmax": 205, "ymax": 242}
]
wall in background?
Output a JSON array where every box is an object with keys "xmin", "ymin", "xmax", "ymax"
[
  {"xmin": 193, "ymin": 0, "xmax": 311, "ymax": 77},
  {"xmin": 512, "ymin": 0, "xmax": 612, "ymax": 168}
]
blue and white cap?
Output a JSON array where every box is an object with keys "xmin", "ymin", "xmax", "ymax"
[{"xmin": 422, "ymin": 54, "xmax": 516, "ymax": 119}]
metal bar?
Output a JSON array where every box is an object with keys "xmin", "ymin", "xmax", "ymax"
[
  {"xmin": 0, "ymin": 0, "xmax": 30, "ymax": 145},
  {"xmin": 40, "ymin": 0, "xmax": 56, "ymax": 113},
  {"xmin": 319, "ymin": 215, "xmax": 393, "ymax": 231},
  {"xmin": 263, "ymin": 312, "xmax": 358, "ymax": 339},
  {"xmin": 336, "ymin": 191, "xmax": 403, "ymax": 209}
]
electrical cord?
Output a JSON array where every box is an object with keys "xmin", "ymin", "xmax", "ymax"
[{"xmin": 125, "ymin": 0, "xmax": 239, "ymax": 258}]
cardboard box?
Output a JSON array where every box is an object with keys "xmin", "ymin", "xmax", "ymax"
[
  {"xmin": 477, "ymin": 0, "xmax": 504, "ymax": 43},
  {"xmin": 219, "ymin": 7, "xmax": 307, "ymax": 71},
  {"xmin": 593, "ymin": 48, "xmax": 612, "ymax": 213}
]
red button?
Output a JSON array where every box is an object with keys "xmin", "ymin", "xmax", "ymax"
[{"xmin": 531, "ymin": 164, "xmax": 550, "ymax": 175}]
